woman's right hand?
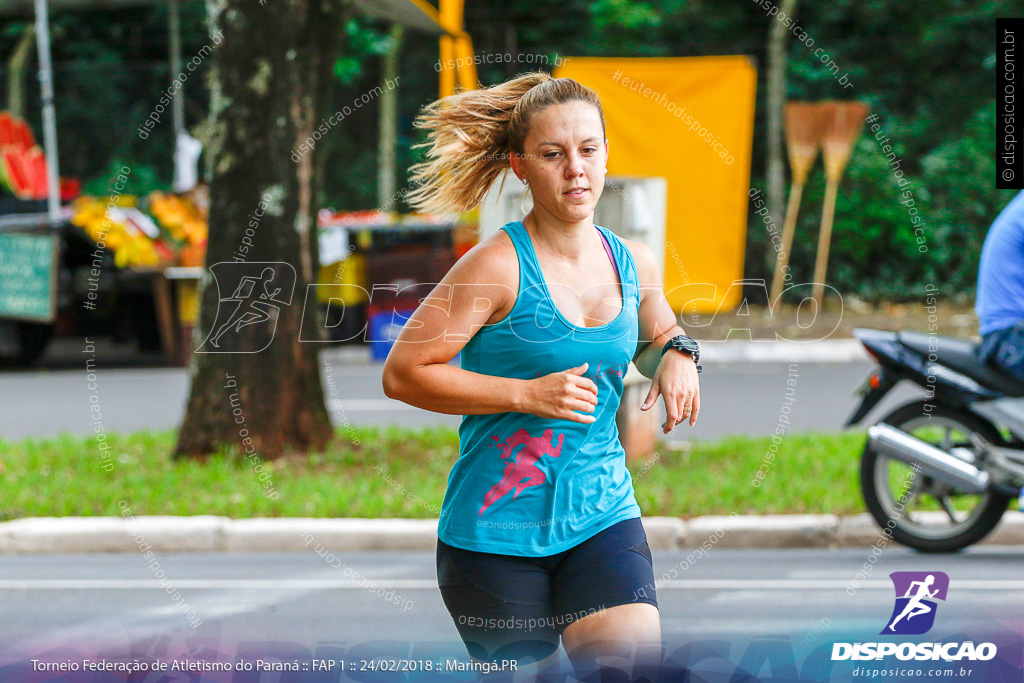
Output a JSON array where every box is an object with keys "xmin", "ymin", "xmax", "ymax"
[{"xmin": 521, "ymin": 362, "xmax": 599, "ymax": 423}]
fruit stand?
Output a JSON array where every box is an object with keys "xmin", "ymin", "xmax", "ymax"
[
  {"xmin": 0, "ymin": 85, "xmax": 478, "ymax": 368},
  {"xmin": 1, "ymin": 120, "xmax": 477, "ymax": 368},
  {"xmin": 0, "ymin": 107, "xmax": 211, "ymax": 366},
  {"xmin": 0, "ymin": 110, "xmax": 76, "ymax": 365},
  {"xmin": 0, "ymin": 112, "xmax": 78, "ymax": 201},
  {"xmin": 0, "ymin": 0, "xmax": 481, "ymax": 365},
  {"xmin": 66, "ymin": 186, "xmax": 209, "ymax": 364},
  {"xmin": 160, "ymin": 208, "xmax": 478, "ymax": 366}
]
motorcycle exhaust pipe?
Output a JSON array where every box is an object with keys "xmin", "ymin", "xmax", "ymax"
[{"xmin": 866, "ymin": 423, "xmax": 990, "ymax": 494}]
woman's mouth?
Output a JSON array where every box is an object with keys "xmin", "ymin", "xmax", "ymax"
[{"xmin": 564, "ymin": 188, "xmax": 588, "ymax": 198}]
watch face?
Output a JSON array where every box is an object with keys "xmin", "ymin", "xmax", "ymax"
[
  {"xmin": 675, "ymin": 338, "xmax": 698, "ymax": 353},
  {"xmin": 664, "ymin": 335, "xmax": 699, "ymax": 362},
  {"xmin": 671, "ymin": 336, "xmax": 699, "ymax": 361}
]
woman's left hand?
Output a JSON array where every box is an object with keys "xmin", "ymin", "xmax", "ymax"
[{"xmin": 640, "ymin": 351, "xmax": 700, "ymax": 432}]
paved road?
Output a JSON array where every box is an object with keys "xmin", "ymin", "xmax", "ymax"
[
  {"xmin": 1, "ymin": 547, "xmax": 1020, "ymax": 671},
  {"xmin": 0, "ymin": 343, "xmax": 928, "ymax": 443}
]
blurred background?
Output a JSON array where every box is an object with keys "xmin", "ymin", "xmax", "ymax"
[{"xmin": 0, "ymin": 0, "xmax": 1016, "ymax": 373}]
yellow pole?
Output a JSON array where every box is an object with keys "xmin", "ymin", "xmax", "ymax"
[
  {"xmin": 439, "ymin": 34, "xmax": 456, "ymax": 97},
  {"xmin": 438, "ymin": 0, "xmax": 476, "ymax": 96}
]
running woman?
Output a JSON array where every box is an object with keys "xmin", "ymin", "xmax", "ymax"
[
  {"xmin": 888, "ymin": 575, "xmax": 939, "ymax": 631},
  {"xmin": 382, "ymin": 71, "xmax": 702, "ymax": 680}
]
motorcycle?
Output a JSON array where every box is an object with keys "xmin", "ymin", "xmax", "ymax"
[{"xmin": 845, "ymin": 327, "xmax": 1024, "ymax": 551}]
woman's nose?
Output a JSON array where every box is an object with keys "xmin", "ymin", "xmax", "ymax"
[{"xmin": 565, "ymin": 153, "xmax": 584, "ymax": 176}]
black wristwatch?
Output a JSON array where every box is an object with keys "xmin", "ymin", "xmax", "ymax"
[{"xmin": 662, "ymin": 334, "xmax": 702, "ymax": 373}]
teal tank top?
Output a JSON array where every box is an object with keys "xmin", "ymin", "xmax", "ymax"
[{"xmin": 437, "ymin": 219, "xmax": 643, "ymax": 556}]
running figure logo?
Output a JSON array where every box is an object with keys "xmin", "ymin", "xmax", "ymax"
[
  {"xmin": 197, "ymin": 262, "xmax": 296, "ymax": 353},
  {"xmin": 881, "ymin": 571, "xmax": 949, "ymax": 635},
  {"xmin": 479, "ymin": 427, "xmax": 564, "ymax": 516}
]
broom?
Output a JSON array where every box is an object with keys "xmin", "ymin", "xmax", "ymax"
[
  {"xmin": 770, "ymin": 102, "xmax": 826, "ymax": 303},
  {"xmin": 811, "ymin": 100, "xmax": 870, "ymax": 307}
]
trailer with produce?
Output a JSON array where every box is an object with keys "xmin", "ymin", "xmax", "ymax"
[{"xmin": 1, "ymin": 107, "xmax": 476, "ymax": 366}]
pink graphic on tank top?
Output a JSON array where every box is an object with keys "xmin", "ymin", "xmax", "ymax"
[{"xmin": 479, "ymin": 427, "xmax": 564, "ymax": 516}]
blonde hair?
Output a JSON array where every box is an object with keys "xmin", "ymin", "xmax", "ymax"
[{"xmin": 405, "ymin": 71, "xmax": 605, "ymax": 214}]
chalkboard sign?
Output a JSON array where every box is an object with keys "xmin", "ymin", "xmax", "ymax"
[{"xmin": 0, "ymin": 232, "xmax": 59, "ymax": 322}]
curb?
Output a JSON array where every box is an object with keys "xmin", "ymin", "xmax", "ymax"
[{"xmin": 1, "ymin": 512, "xmax": 1021, "ymax": 554}]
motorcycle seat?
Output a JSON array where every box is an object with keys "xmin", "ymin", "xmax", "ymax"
[{"xmin": 898, "ymin": 331, "xmax": 1024, "ymax": 397}]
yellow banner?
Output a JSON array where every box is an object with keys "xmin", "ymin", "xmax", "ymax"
[{"xmin": 555, "ymin": 56, "xmax": 756, "ymax": 314}]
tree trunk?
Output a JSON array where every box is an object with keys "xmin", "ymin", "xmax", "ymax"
[
  {"xmin": 174, "ymin": 0, "xmax": 348, "ymax": 460},
  {"xmin": 765, "ymin": 0, "xmax": 798, "ymax": 270}
]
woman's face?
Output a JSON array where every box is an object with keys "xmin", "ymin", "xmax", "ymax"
[{"xmin": 513, "ymin": 100, "xmax": 608, "ymax": 225}]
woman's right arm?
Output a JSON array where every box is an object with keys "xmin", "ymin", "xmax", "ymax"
[{"xmin": 381, "ymin": 236, "xmax": 598, "ymax": 423}]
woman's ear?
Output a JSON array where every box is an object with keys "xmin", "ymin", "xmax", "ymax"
[{"xmin": 509, "ymin": 151, "xmax": 522, "ymax": 180}]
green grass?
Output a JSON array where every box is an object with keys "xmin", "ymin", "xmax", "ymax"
[
  {"xmin": 0, "ymin": 427, "xmax": 870, "ymax": 520},
  {"xmin": 632, "ymin": 431, "xmax": 870, "ymax": 516}
]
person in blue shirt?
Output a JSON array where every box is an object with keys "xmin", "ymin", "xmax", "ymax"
[
  {"xmin": 382, "ymin": 71, "xmax": 701, "ymax": 681},
  {"xmin": 976, "ymin": 190, "xmax": 1024, "ymax": 381}
]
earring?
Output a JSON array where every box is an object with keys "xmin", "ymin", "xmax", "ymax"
[
  {"xmin": 521, "ymin": 177, "xmax": 528, "ymax": 185},
  {"xmin": 604, "ymin": 168, "xmax": 608, "ymax": 173}
]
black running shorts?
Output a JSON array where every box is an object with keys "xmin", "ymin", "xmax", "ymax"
[{"xmin": 435, "ymin": 516, "xmax": 659, "ymax": 664}]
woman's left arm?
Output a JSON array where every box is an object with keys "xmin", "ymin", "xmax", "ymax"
[{"xmin": 627, "ymin": 241, "xmax": 701, "ymax": 431}]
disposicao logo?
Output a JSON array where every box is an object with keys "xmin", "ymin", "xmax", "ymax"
[
  {"xmin": 196, "ymin": 262, "xmax": 295, "ymax": 353},
  {"xmin": 832, "ymin": 571, "xmax": 997, "ymax": 663},
  {"xmin": 881, "ymin": 571, "xmax": 948, "ymax": 635}
]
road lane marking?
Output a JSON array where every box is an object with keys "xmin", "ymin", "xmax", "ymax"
[
  {"xmin": 2, "ymin": 579, "xmax": 1024, "ymax": 590},
  {"xmin": 327, "ymin": 400, "xmax": 409, "ymax": 411}
]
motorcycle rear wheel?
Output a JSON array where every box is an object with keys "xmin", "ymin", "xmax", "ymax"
[{"xmin": 860, "ymin": 400, "xmax": 1013, "ymax": 552}]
